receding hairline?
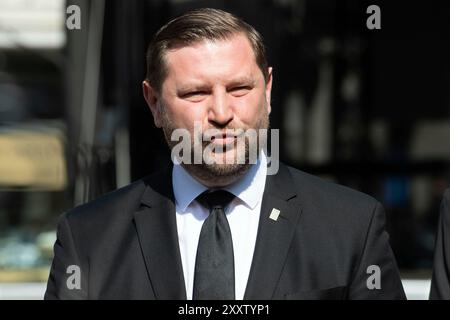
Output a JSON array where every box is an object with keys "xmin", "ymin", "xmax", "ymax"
[
  {"xmin": 145, "ymin": 8, "xmax": 269, "ymax": 92},
  {"xmin": 157, "ymin": 32, "xmax": 267, "ymax": 88},
  {"xmin": 163, "ymin": 32, "xmax": 258, "ymax": 59}
]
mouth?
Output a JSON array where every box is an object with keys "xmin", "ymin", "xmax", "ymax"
[
  {"xmin": 210, "ymin": 134, "xmax": 238, "ymax": 145},
  {"xmin": 204, "ymin": 128, "xmax": 244, "ymax": 140}
]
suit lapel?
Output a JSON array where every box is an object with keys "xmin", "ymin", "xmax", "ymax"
[
  {"xmin": 133, "ymin": 166, "xmax": 187, "ymax": 299},
  {"xmin": 132, "ymin": 162, "xmax": 302, "ymax": 300},
  {"xmin": 244, "ymin": 163, "xmax": 303, "ymax": 299}
]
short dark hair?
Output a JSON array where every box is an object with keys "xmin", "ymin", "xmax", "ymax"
[{"xmin": 145, "ymin": 8, "xmax": 269, "ymax": 93}]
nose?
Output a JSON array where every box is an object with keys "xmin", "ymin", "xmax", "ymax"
[{"xmin": 208, "ymin": 89, "xmax": 233, "ymax": 128}]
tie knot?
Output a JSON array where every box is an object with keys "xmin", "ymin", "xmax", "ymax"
[{"xmin": 196, "ymin": 190, "xmax": 235, "ymax": 211}]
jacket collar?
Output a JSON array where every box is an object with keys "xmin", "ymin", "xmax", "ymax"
[
  {"xmin": 134, "ymin": 162, "xmax": 302, "ymax": 300},
  {"xmin": 134, "ymin": 164, "xmax": 187, "ymax": 299},
  {"xmin": 244, "ymin": 162, "xmax": 303, "ymax": 299}
]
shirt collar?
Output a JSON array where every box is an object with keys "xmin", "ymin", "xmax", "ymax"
[{"xmin": 172, "ymin": 151, "xmax": 267, "ymax": 212}]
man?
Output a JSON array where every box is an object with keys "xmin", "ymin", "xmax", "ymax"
[
  {"xmin": 430, "ymin": 188, "xmax": 450, "ymax": 299},
  {"xmin": 45, "ymin": 8, "xmax": 405, "ymax": 299}
]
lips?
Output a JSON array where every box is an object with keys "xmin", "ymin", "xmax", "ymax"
[
  {"xmin": 211, "ymin": 136, "xmax": 236, "ymax": 145},
  {"xmin": 211, "ymin": 133, "xmax": 235, "ymax": 139},
  {"xmin": 202, "ymin": 128, "xmax": 245, "ymax": 148}
]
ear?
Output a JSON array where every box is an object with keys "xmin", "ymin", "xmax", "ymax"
[
  {"xmin": 143, "ymin": 80, "xmax": 162, "ymax": 128},
  {"xmin": 265, "ymin": 67, "xmax": 273, "ymax": 115}
]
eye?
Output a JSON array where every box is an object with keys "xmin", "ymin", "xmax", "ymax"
[
  {"xmin": 229, "ymin": 86, "xmax": 252, "ymax": 96},
  {"xmin": 181, "ymin": 91, "xmax": 207, "ymax": 98},
  {"xmin": 180, "ymin": 91, "xmax": 209, "ymax": 102}
]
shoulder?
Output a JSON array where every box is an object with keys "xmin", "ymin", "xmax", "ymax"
[
  {"xmin": 62, "ymin": 168, "xmax": 170, "ymax": 227},
  {"xmin": 286, "ymin": 164, "xmax": 378, "ymax": 206},
  {"xmin": 283, "ymin": 164, "xmax": 381, "ymax": 224},
  {"xmin": 443, "ymin": 188, "xmax": 450, "ymax": 203},
  {"xmin": 62, "ymin": 179, "xmax": 145, "ymax": 225},
  {"xmin": 440, "ymin": 188, "xmax": 450, "ymax": 223}
]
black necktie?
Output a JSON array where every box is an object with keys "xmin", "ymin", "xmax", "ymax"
[{"xmin": 193, "ymin": 190, "xmax": 236, "ymax": 300}]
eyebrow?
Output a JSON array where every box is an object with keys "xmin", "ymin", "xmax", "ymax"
[
  {"xmin": 177, "ymin": 83, "xmax": 210, "ymax": 93},
  {"xmin": 227, "ymin": 76, "xmax": 256, "ymax": 87},
  {"xmin": 176, "ymin": 76, "xmax": 256, "ymax": 94}
]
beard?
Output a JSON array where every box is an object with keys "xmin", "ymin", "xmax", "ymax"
[{"xmin": 160, "ymin": 102, "xmax": 270, "ymax": 187}]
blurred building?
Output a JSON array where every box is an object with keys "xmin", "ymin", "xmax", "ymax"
[{"xmin": 0, "ymin": 0, "xmax": 449, "ymax": 299}]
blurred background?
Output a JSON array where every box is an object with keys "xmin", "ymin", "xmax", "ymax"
[{"xmin": 0, "ymin": 0, "xmax": 449, "ymax": 299}]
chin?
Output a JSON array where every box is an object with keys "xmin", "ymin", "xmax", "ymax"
[
  {"xmin": 203, "ymin": 162, "xmax": 249, "ymax": 177},
  {"xmin": 188, "ymin": 161, "xmax": 251, "ymax": 188}
]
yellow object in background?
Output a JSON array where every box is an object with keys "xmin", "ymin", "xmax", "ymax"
[
  {"xmin": 0, "ymin": 127, "xmax": 67, "ymax": 190},
  {"xmin": 0, "ymin": 267, "xmax": 50, "ymax": 283}
]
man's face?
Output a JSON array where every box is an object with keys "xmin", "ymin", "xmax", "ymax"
[{"xmin": 144, "ymin": 33, "xmax": 272, "ymax": 186}]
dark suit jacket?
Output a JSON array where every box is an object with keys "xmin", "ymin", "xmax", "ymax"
[
  {"xmin": 45, "ymin": 162, "xmax": 405, "ymax": 299},
  {"xmin": 430, "ymin": 188, "xmax": 450, "ymax": 299}
]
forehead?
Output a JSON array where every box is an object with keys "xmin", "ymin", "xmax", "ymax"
[{"xmin": 163, "ymin": 34, "xmax": 261, "ymax": 85}]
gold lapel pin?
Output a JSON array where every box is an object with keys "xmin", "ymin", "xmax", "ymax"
[{"xmin": 269, "ymin": 208, "xmax": 281, "ymax": 221}]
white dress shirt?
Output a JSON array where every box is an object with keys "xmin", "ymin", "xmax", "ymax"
[{"xmin": 173, "ymin": 152, "xmax": 267, "ymax": 300}]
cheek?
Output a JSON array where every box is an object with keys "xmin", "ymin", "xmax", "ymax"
[
  {"xmin": 166, "ymin": 99, "xmax": 207, "ymax": 128},
  {"xmin": 232, "ymin": 93, "xmax": 266, "ymax": 122}
]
